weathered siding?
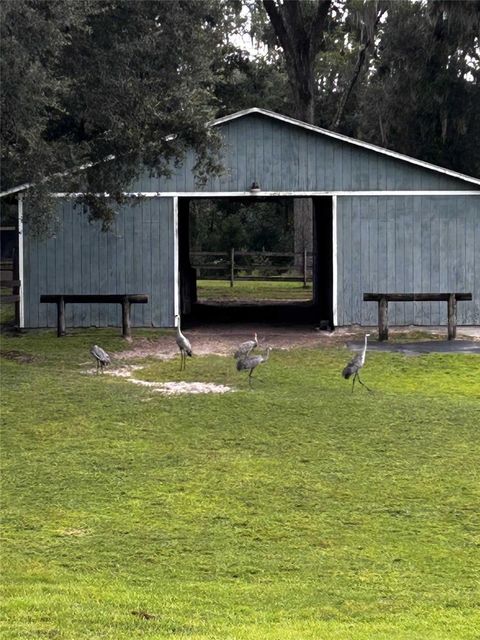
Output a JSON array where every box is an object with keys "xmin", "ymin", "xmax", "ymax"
[
  {"xmin": 129, "ymin": 115, "xmax": 477, "ymax": 193},
  {"xmin": 336, "ymin": 195, "xmax": 480, "ymax": 326},
  {"xmin": 23, "ymin": 198, "xmax": 175, "ymax": 328}
]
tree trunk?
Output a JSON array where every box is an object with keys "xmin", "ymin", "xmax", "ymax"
[{"xmin": 262, "ymin": 0, "xmax": 331, "ymax": 125}]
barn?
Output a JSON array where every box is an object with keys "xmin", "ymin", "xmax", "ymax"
[{"xmin": 5, "ymin": 108, "xmax": 480, "ymax": 330}]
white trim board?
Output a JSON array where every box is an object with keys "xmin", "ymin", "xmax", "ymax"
[
  {"xmin": 332, "ymin": 195, "xmax": 338, "ymax": 328},
  {"xmin": 51, "ymin": 190, "xmax": 480, "ymax": 198},
  {"xmin": 17, "ymin": 194, "xmax": 25, "ymax": 328},
  {"xmin": 173, "ymin": 196, "xmax": 179, "ymax": 322},
  {"xmin": 211, "ymin": 108, "xmax": 480, "ymax": 187}
]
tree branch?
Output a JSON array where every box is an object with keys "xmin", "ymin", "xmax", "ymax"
[
  {"xmin": 331, "ymin": 5, "xmax": 386, "ymax": 130},
  {"xmin": 309, "ymin": 0, "xmax": 332, "ymax": 56}
]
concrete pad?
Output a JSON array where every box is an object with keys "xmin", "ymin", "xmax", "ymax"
[{"xmin": 346, "ymin": 340, "xmax": 480, "ymax": 356}]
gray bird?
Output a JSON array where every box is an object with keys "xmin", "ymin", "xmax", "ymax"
[
  {"xmin": 236, "ymin": 347, "xmax": 272, "ymax": 388},
  {"xmin": 342, "ymin": 333, "xmax": 372, "ymax": 392},
  {"xmin": 175, "ymin": 314, "xmax": 192, "ymax": 370},
  {"xmin": 234, "ymin": 332, "xmax": 258, "ymax": 359},
  {"xmin": 90, "ymin": 344, "xmax": 111, "ymax": 374}
]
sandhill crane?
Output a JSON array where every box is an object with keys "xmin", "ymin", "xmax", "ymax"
[
  {"xmin": 234, "ymin": 332, "xmax": 258, "ymax": 359},
  {"xmin": 236, "ymin": 347, "xmax": 272, "ymax": 388},
  {"xmin": 342, "ymin": 333, "xmax": 372, "ymax": 392},
  {"xmin": 175, "ymin": 314, "xmax": 192, "ymax": 370},
  {"xmin": 90, "ymin": 344, "xmax": 111, "ymax": 374}
]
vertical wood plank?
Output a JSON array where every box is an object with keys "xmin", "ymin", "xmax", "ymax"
[
  {"xmin": 151, "ymin": 197, "xmax": 161, "ymax": 326},
  {"xmin": 333, "ymin": 141, "xmax": 342, "ymax": 190},
  {"xmin": 403, "ymin": 197, "xmax": 415, "ymax": 323},
  {"xmin": 324, "ymin": 140, "xmax": 334, "ymax": 190},
  {"xmin": 342, "ymin": 144, "xmax": 352, "ymax": 191},
  {"xmin": 386, "ymin": 197, "xmax": 396, "ymax": 322},
  {"xmin": 412, "ymin": 196, "xmax": 422, "ymax": 324},
  {"xmin": 429, "ymin": 200, "xmax": 441, "ymax": 324},
  {"xmin": 464, "ymin": 197, "xmax": 475, "ymax": 324}
]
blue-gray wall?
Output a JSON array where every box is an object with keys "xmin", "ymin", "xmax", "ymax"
[
  {"xmin": 336, "ymin": 195, "xmax": 480, "ymax": 325},
  {"xmin": 22, "ymin": 112, "xmax": 479, "ymax": 329},
  {"xmin": 130, "ymin": 114, "xmax": 476, "ymax": 193},
  {"xmin": 24, "ymin": 198, "xmax": 175, "ymax": 328}
]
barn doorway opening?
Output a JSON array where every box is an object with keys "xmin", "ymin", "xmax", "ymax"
[{"xmin": 177, "ymin": 196, "xmax": 333, "ymax": 326}]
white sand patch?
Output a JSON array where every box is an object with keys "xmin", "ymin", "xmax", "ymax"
[
  {"xmin": 129, "ymin": 379, "xmax": 232, "ymax": 395},
  {"xmin": 84, "ymin": 361, "xmax": 233, "ymax": 395},
  {"xmin": 156, "ymin": 381, "xmax": 232, "ymax": 395}
]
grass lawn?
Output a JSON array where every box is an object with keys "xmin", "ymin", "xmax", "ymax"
[
  {"xmin": 1, "ymin": 329, "xmax": 479, "ymax": 639},
  {"xmin": 197, "ymin": 279, "xmax": 313, "ymax": 302}
]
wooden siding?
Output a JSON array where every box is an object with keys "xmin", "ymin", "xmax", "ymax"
[
  {"xmin": 336, "ymin": 195, "xmax": 480, "ymax": 326},
  {"xmin": 129, "ymin": 114, "xmax": 477, "ymax": 193},
  {"xmin": 23, "ymin": 198, "xmax": 175, "ymax": 328}
]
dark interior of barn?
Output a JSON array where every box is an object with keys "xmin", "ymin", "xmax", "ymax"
[{"xmin": 178, "ymin": 196, "xmax": 333, "ymax": 327}]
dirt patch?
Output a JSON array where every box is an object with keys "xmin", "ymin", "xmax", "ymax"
[
  {"xmin": 114, "ymin": 325, "xmax": 342, "ymax": 362},
  {"xmin": 113, "ymin": 324, "xmax": 480, "ymax": 363},
  {"xmin": 84, "ymin": 324, "xmax": 479, "ymax": 383},
  {"xmin": 0, "ymin": 350, "xmax": 37, "ymax": 363}
]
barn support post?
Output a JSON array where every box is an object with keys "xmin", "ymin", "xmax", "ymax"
[
  {"xmin": 17, "ymin": 193, "xmax": 24, "ymax": 328},
  {"xmin": 173, "ymin": 196, "xmax": 179, "ymax": 323},
  {"xmin": 303, "ymin": 248, "xmax": 308, "ymax": 288},
  {"xmin": 230, "ymin": 247, "xmax": 235, "ymax": 287},
  {"xmin": 332, "ymin": 195, "xmax": 338, "ymax": 327},
  {"xmin": 57, "ymin": 296, "xmax": 66, "ymax": 337},
  {"xmin": 447, "ymin": 294, "xmax": 457, "ymax": 340},
  {"xmin": 121, "ymin": 297, "xmax": 131, "ymax": 338},
  {"xmin": 378, "ymin": 296, "xmax": 388, "ymax": 341}
]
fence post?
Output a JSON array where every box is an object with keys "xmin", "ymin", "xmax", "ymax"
[
  {"xmin": 303, "ymin": 249, "xmax": 308, "ymax": 288},
  {"xmin": 230, "ymin": 247, "xmax": 235, "ymax": 287}
]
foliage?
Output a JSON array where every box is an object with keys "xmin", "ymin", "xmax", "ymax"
[
  {"xmin": 258, "ymin": 0, "xmax": 333, "ymax": 122},
  {"xmin": 356, "ymin": 0, "xmax": 480, "ymax": 176},
  {"xmin": 190, "ymin": 198, "xmax": 293, "ymax": 252},
  {"xmin": 1, "ymin": 0, "xmax": 478, "ymax": 241},
  {"xmin": 0, "ymin": 0, "xmax": 236, "ymax": 233},
  {"xmin": 1, "ymin": 329, "xmax": 479, "ymax": 638},
  {"xmin": 241, "ymin": 0, "xmax": 480, "ymax": 174}
]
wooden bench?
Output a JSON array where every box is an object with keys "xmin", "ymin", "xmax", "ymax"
[
  {"xmin": 363, "ymin": 293, "xmax": 473, "ymax": 341},
  {"xmin": 40, "ymin": 294, "xmax": 149, "ymax": 338}
]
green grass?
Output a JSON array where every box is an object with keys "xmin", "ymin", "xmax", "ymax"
[
  {"xmin": 0, "ymin": 294, "xmax": 15, "ymax": 326},
  {"xmin": 197, "ymin": 279, "xmax": 312, "ymax": 302},
  {"xmin": 1, "ymin": 329, "xmax": 480, "ymax": 639}
]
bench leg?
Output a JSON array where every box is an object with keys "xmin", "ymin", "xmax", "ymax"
[
  {"xmin": 57, "ymin": 297, "xmax": 66, "ymax": 337},
  {"xmin": 121, "ymin": 299, "xmax": 131, "ymax": 338},
  {"xmin": 378, "ymin": 297, "xmax": 388, "ymax": 341},
  {"xmin": 447, "ymin": 294, "xmax": 457, "ymax": 340}
]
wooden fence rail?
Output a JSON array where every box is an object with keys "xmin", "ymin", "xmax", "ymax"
[{"xmin": 191, "ymin": 249, "xmax": 313, "ymax": 288}]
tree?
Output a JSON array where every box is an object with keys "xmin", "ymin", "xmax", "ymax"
[
  {"xmin": 261, "ymin": 0, "xmax": 332, "ymax": 123},
  {"xmin": 356, "ymin": 0, "xmax": 480, "ymax": 176},
  {"xmin": 0, "ymin": 0, "xmax": 237, "ymax": 234}
]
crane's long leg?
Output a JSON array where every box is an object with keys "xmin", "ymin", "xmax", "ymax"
[
  {"xmin": 357, "ymin": 374, "xmax": 372, "ymax": 392},
  {"xmin": 351, "ymin": 374, "xmax": 356, "ymax": 393}
]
